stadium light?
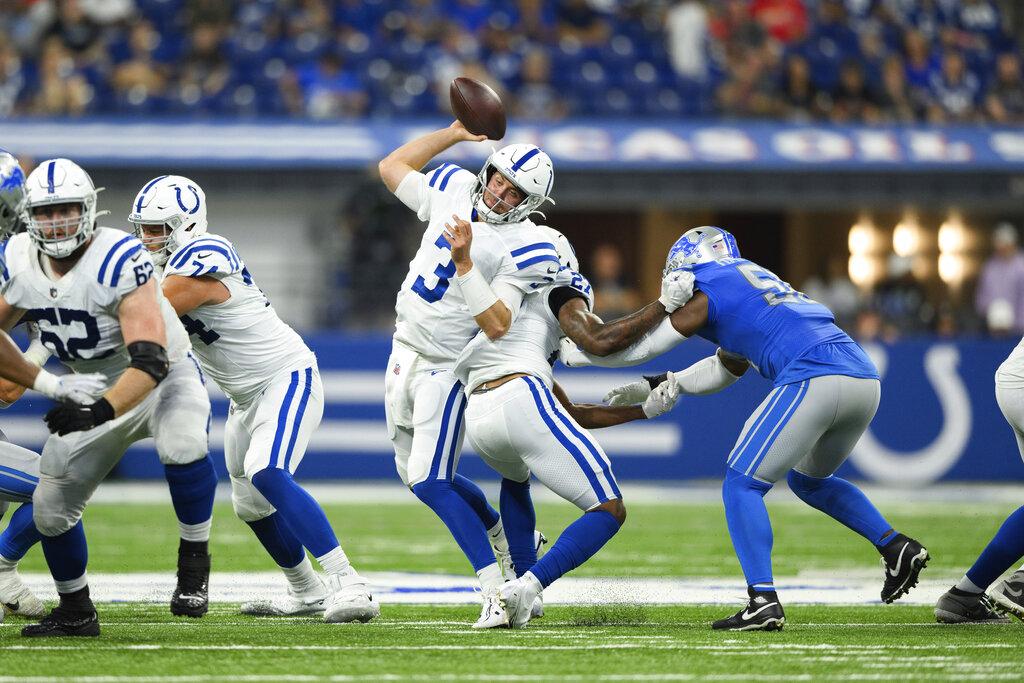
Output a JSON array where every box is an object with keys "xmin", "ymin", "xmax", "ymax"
[
  {"xmin": 848, "ymin": 254, "xmax": 881, "ymax": 287},
  {"xmin": 937, "ymin": 253, "xmax": 965, "ymax": 285},
  {"xmin": 892, "ymin": 218, "xmax": 922, "ymax": 257},
  {"xmin": 848, "ymin": 219, "xmax": 879, "ymax": 255},
  {"xmin": 938, "ymin": 218, "xmax": 966, "ymax": 253}
]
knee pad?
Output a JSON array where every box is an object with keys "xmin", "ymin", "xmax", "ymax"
[
  {"xmin": 155, "ymin": 425, "xmax": 209, "ymax": 466},
  {"xmin": 723, "ymin": 468, "xmax": 772, "ymax": 500},
  {"xmin": 787, "ymin": 469, "xmax": 824, "ymax": 497},
  {"xmin": 32, "ymin": 499, "xmax": 77, "ymax": 537},
  {"xmin": 230, "ymin": 474, "xmax": 275, "ymax": 522}
]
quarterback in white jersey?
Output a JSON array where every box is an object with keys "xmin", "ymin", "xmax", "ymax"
[
  {"xmin": 0, "ymin": 159, "xmax": 218, "ymax": 638},
  {"xmin": 380, "ymin": 121, "xmax": 577, "ymax": 617},
  {"xmin": 450, "ymin": 226, "xmax": 690, "ymax": 628},
  {"xmin": 131, "ymin": 174, "xmax": 377, "ymax": 624}
]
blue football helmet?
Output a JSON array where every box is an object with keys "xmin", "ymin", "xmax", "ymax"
[
  {"xmin": 0, "ymin": 151, "xmax": 26, "ymax": 239},
  {"xmin": 664, "ymin": 226, "xmax": 740, "ymax": 274}
]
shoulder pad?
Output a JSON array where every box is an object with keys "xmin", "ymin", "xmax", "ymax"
[
  {"xmin": 165, "ymin": 235, "xmax": 242, "ymax": 277},
  {"xmin": 95, "ymin": 232, "xmax": 149, "ymax": 287},
  {"xmin": 424, "ymin": 163, "xmax": 473, "ymax": 193}
]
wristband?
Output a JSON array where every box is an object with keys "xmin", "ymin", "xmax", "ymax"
[
  {"xmin": 32, "ymin": 369, "xmax": 60, "ymax": 399},
  {"xmin": 456, "ymin": 266, "xmax": 500, "ymax": 317}
]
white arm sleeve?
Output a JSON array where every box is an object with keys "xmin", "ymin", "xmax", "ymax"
[
  {"xmin": 491, "ymin": 280, "xmax": 525, "ymax": 324},
  {"xmin": 669, "ymin": 351, "xmax": 745, "ymax": 395},
  {"xmin": 575, "ymin": 317, "xmax": 688, "ymax": 368}
]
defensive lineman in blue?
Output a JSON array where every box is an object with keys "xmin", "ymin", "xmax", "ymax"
[
  {"xmin": 130, "ymin": 175, "xmax": 377, "ymax": 623},
  {"xmin": 567, "ymin": 226, "xmax": 930, "ymax": 631}
]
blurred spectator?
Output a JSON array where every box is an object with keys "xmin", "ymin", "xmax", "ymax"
[
  {"xmin": 716, "ymin": 44, "xmax": 779, "ymax": 118},
  {"xmin": 954, "ymin": 0, "xmax": 1005, "ymax": 53},
  {"xmin": 749, "ymin": 0, "xmax": 808, "ymax": 45},
  {"xmin": 903, "ymin": 29, "xmax": 939, "ymax": 91},
  {"xmin": 111, "ymin": 20, "xmax": 169, "ymax": 99},
  {"xmin": 975, "ymin": 222, "xmax": 1024, "ymax": 336},
  {"xmin": 802, "ymin": 255, "xmax": 862, "ymax": 332},
  {"xmin": 46, "ymin": 0, "xmax": 101, "ymax": 55},
  {"xmin": 512, "ymin": 0, "xmax": 558, "ymax": 44},
  {"xmin": 826, "ymin": 58, "xmax": 881, "ymax": 122},
  {"xmin": 0, "ymin": 36, "xmax": 26, "ymax": 118},
  {"xmin": 875, "ymin": 54, "xmax": 920, "ymax": 122},
  {"xmin": 927, "ymin": 50, "xmax": 982, "ymax": 123},
  {"xmin": 802, "ymin": 0, "xmax": 861, "ymax": 90},
  {"xmin": 282, "ymin": 52, "xmax": 368, "ymax": 119},
  {"xmin": 985, "ymin": 52, "xmax": 1024, "ymax": 125},
  {"xmin": 589, "ymin": 243, "xmax": 642, "ymax": 321},
  {"xmin": 79, "ymin": 0, "xmax": 136, "ymax": 26},
  {"xmin": 512, "ymin": 46, "xmax": 569, "ymax": 121},
  {"xmin": 869, "ymin": 253, "xmax": 932, "ymax": 336},
  {"xmin": 709, "ymin": 0, "xmax": 767, "ymax": 50},
  {"xmin": 780, "ymin": 52, "xmax": 819, "ymax": 121},
  {"xmin": 664, "ymin": 0, "xmax": 709, "ymax": 80},
  {"xmin": 176, "ymin": 23, "xmax": 231, "ymax": 106},
  {"xmin": 31, "ymin": 36, "xmax": 91, "ymax": 116},
  {"xmin": 556, "ymin": 0, "xmax": 611, "ymax": 48}
]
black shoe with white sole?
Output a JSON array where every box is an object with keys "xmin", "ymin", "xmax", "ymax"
[
  {"xmin": 712, "ymin": 587, "xmax": 785, "ymax": 631},
  {"xmin": 879, "ymin": 534, "xmax": 929, "ymax": 603}
]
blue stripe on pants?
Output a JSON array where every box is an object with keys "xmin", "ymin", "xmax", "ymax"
[
  {"xmin": 269, "ymin": 371, "xmax": 300, "ymax": 469},
  {"xmin": 427, "ymin": 380, "xmax": 465, "ymax": 482},
  {"xmin": 729, "ymin": 381, "xmax": 809, "ymax": 476}
]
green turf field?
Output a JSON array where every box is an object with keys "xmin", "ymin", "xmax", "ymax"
[{"xmin": 3, "ymin": 494, "xmax": 1023, "ymax": 681}]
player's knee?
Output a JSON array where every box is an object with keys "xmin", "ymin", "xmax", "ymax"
[
  {"xmin": 155, "ymin": 433, "xmax": 209, "ymax": 466},
  {"xmin": 786, "ymin": 469, "xmax": 824, "ymax": 497},
  {"xmin": 230, "ymin": 475, "xmax": 274, "ymax": 522},
  {"xmin": 594, "ymin": 498, "xmax": 626, "ymax": 526},
  {"xmin": 723, "ymin": 468, "xmax": 772, "ymax": 500},
  {"xmin": 32, "ymin": 506, "xmax": 75, "ymax": 537}
]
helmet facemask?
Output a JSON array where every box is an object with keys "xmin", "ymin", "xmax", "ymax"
[
  {"xmin": 129, "ymin": 175, "xmax": 208, "ymax": 266},
  {"xmin": 471, "ymin": 144, "xmax": 555, "ymax": 225},
  {"xmin": 24, "ymin": 159, "xmax": 104, "ymax": 259}
]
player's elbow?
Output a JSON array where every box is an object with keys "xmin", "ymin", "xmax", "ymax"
[
  {"xmin": 580, "ymin": 336, "xmax": 618, "ymax": 357},
  {"xmin": 483, "ymin": 320, "xmax": 510, "ymax": 340}
]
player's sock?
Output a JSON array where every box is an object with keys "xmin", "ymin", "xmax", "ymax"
[
  {"xmin": 486, "ymin": 519, "xmax": 508, "ymax": 554},
  {"xmin": 451, "ymin": 473, "xmax": 500, "ymax": 529},
  {"xmin": 0, "ymin": 503, "xmax": 43, "ymax": 561},
  {"xmin": 499, "ymin": 478, "xmax": 538, "ymax": 576},
  {"xmin": 953, "ymin": 578, "xmax": 985, "ymax": 594},
  {"xmin": 251, "ymin": 468, "xmax": 339, "ymax": 557},
  {"xmin": 315, "ymin": 546, "xmax": 351, "ymax": 575},
  {"xmin": 281, "ymin": 555, "xmax": 322, "ymax": 593},
  {"xmin": 247, "ymin": 513, "xmax": 306, "ymax": 569},
  {"xmin": 528, "ymin": 510, "xmax": 620, "ymax": 589},
  {"xmin": 40, "ymin": 521, "xmax": 88, "ymax": 583},
  {"xmin": 965, "ymin": 504, "xmax": 1024, "ymax": 589},
  {"xmin": 412, "ymin": 479, "xmax": 495, "ymax": 571},
  {"xmin": 787, "ymin": 470, "xmax": 892, "ymax": 544},
  {"xmin": 476, "ymin": 562, "xmax": 504, "ymax": 592},
  {"xmin": 164, "ymin": 455, "xmax": 217, "ymax": 537},
  {"xmin": 723, "ymin": 469, "xmax": 775, "ymax": 587}
]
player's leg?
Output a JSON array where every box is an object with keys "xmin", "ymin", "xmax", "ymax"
[
  {"xmin": 0, "ymin": 441, "xmax": 45, "ymax": 618},
  {"xmin": 150, "ymin": 356, "xmax": 218, "ymax": 617},
  {"xmin": 245, "ymin": 366, "xmax": 377, "ymax": 623}
]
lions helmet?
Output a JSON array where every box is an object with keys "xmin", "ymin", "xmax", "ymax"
[
  {"xmin": 128, "ymin": 175, "xmax": 208, "ymax": 266},
  {"xmin": 24, "ymin": 158, "xmax": 105, "ymax": 259},
  {"xmin": 538, "ymin": 226, "xmax": 578, "ymax": 272},
  {"xmin": 0, "ymin": 151, "xmax": 26, "ymax": 240},
  {"xmin": 664, "ymin": 226, "xmax": 740, "ymax": 274},
  {"xmin": 471, "ymin": 143, "xmax": 555, "ymax": 225}
]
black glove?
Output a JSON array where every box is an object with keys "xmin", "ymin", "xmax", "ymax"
[
  {"xmin": 44, "ymin": 398, "xmax": 115, "ymax": 436},
  {"xmin": 643, "ymin": 373, "xmax": 668, "ymax": 390}
]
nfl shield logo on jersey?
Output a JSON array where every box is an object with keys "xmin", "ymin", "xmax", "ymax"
[
  {"xmin": 393, "ymin": 363, "xmax": 401, "ymax": 375},
  {"xmin": 49, "ymin": 287, "xmax": 57, "ymax": 298}
]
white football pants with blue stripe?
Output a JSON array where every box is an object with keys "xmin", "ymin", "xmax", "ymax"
[
  {"xmin": 225, "ymin": 363, "xmax": 325, "ymax": 522},
  {"xmin": 729, "ymin": 375, "xmax": 880, "ymax": 483},
  {"xmin": 465, "ymin": 376, "xmax": 621, "ymax": 510},
  {"xmin": 0, "ymin": 439, "xmax": 40, "ymax": 508}
]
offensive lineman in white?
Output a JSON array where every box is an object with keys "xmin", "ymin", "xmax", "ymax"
[
  {"xmin": 0, "ymin": 159, "xmax": 218, "ymax": 637},
  {"xmin": 379, "ymin": 121, "xmax": 578, "ymax": 621},
  {"xmin": 130, "ymin": 175, "xmax": 378, "ymax": 623},
  {"xmin": 451, "ymin": 224, "xmax": 691, "ymax": 628}
]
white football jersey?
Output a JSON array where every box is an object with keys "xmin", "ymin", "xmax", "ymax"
[
  {"xmin": 163, "ymin": 233, "xmax": 315, "ymax": 407},
  {"xmin": 996, "ymin": 336, "xmax": 1024, "ymax": 389},
  {"xmin": 0, "ymin": 228, "xmax": 188, "ymax": 393},
  {"xmin": 455, "ymin": 266, "xmax": 595, "ymax": 393},
  {"xmin": 393, "ymin": 163, "xmax": 562, "ymax": 363}
]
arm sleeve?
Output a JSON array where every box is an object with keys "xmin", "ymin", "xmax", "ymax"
[
  {"xmin": 670, "ymin": 351, "xmax": 745, "ymax": 395},
  {"xmin": 576, "ymin": 317, "xmax": 688, "ymax": 368},
  {"xmin": 491, "ymin": 279, "xmax": 526, "ymax": 324},
  {"xmin": 394, "ymin": 170, "xmax": 426, "ymax": 214}
]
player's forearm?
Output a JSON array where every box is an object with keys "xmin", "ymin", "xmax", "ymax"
[
  {"xmin": 564, "ymin": 301, "xmax": 668, "ymax": 357},
  {"xmin": 472, "ymin": 301, "xmax": 512, "ymax": 341},
  {"xmin": 104, "ymin": 367, "xmax": 157, "ymax": 417},
  {"xmin": 564, "ymin": 402, "xmax": 646, "ymax": 429},
  {"xmin": 379, "ymin": 128, "xmax": 464, "ymax": 191}
]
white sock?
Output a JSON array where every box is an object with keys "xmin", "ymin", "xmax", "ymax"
[
  {"xmin": 316, "ymin": 546, "xmax": 351, "ymax": 576},
  {"xmin": 179, "ymin": 519, "xmax": 212, "ymax": 543},
  {"xmin": 0, "ymin": 554, "xmax": 17, "ymax": 571},
  {"xmin": 281, "ymin": 556, "xmax": 321, "ymax": 593},
  {"xmin": 487, "ymin": 520, "xmax": 509, "ymax": 553},
  {"xmin": 477, "ymin": 562, "xmax": 503, "ymax": 593},
  {"xmin": 955, "ymin": 575, "xmax": 985, "ymax": 594},
  {"xmin": 55, "ymin": 573, "xmax": 89, "ymax": 594}
]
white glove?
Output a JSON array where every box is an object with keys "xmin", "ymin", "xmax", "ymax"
[
  {"xmin": 642, "ymin": 378, "xmax": 680, "ymax": 418},
  {"xmin": 37, "ymin": 372, "xmax": 107, "ymax": 404},
  {"xmin": 558, "ymin": 336, "xmax": 593, "ymax": 368},
  {"xmin": 603, "ymin": 379, "xmax": 653, "ymax": 406},
  {"xmin": 658, "ymin": 268, "xmax": 695, "ymax": 313}
]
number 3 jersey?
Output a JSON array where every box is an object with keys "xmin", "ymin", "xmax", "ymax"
[
  {"xmin": 690, "ymin": 258, "xmax": 877, "ymax": 386},
  {"xmin": 455, "ymin": 266, "xmax": 594, "ymax": 393},
  {"xmin": 392, "ymin": 163, "xmax": 561, "ymax": 364},
  {"xmin": 0, "ymin": 228, "xmax": 189, "ymax": 392},
  {"xmin": 162, "ymin": 233, "xmax": 315, "ymax": 407}
]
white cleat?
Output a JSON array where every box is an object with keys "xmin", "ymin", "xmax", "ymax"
[
  {"xmin": 495, "ymin": 530, "xmax": 549, "ymax": 580},
  {"xmin": 324, "ymin": 568, "xmax": 379, "ymax": 623},
  {"xmin": 240, "ymin": 576, "xmax": 329, "ymax": 616},
  {"xmin": 473, "ymin": 589, "xmax": 509, "ymax": 628},
  {"xmin": 531, "ymin": 592, "xmax": 544, "ymax": 619},
  {"xmin": 498, "ymin": 573, "xmax": 543, "ymax": 629},
  {"xmin": 0, "ymin": 563, "xmax": 45, "ymax": 619}
]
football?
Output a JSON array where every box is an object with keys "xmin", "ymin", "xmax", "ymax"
[{"xmin": 449, "ymin": 77, "xmax": 506, "ymax": 140}]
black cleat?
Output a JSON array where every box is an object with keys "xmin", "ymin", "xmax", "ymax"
[
  {"xmin": 171, "ymin": 551, "xmax": 210, "ymax": 618},
  {"xmin": 879, "ymin": 534, "xmax": 929, "ymax": 603},
  {"xmin": 712, "ymin": 587, "xmax": 785, "ymax": 631},
  {"xmin": 22, "ymin": 605, "xmax": 100, "ymax": 637},
  {"xmin": 935, "ymin": 587, "xmax": 1011, "ymax": 624}
]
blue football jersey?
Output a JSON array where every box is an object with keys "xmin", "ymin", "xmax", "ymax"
[{"xmin": 691, "ymin": 258, "xmax": 878, "ymax": 386}]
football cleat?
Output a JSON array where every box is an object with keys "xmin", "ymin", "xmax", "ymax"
[
  {"xmin": 879, "ymin": 534, "xmax": 929, "ymax": 603},
  {"xmin": 22, "ymin": 605, "xmax": 99, "ymax": 637},
  {"xmin": 498, "ymin": 572, "xmax": 542, "ymax": 629},
  {"xmin": 712, "ymin": 587, "xmax": 785, "ymax": 631},
  {"xmin": 473, "ymin": 589, "xmax": 509, "ymax": 629},
  {"xmin": 171, "ymin": 550, "xmax": 210, "ymax": 618},
  {"xmin": 987, "ymin": 570, "xmax": 1024, "ymax": 621},
  {"xmin": 0, "ymin": 563, "xmax": 45, "ymax": 619},
  {"xmin": 531, "ymin": 593, "xmax": 544, "ymax": 619},
  {"xmin": 323, "ymin": 568, "xmax": 379, "ymax": 623},
  {"xmin": 934, "ymin": 587, "xmax": 1010, "ymax": 624},
  {"xmin": 241, "ymin": 576, "xmax": 329, "ymax": 617},
  {"xmin": 495, "ymin": 530, "xmax": 549, "ymax": 580}
]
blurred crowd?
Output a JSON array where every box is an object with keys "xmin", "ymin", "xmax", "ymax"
[{"xmin": 0, "ymin": 0, "xmax": 1021, "ymax": 124}]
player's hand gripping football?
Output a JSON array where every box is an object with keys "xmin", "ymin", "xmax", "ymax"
[
  {"xmin": 44, "ymin": 397, "xmax": 115, "ymax": 435},
  {"xmin": 659, "ymin": 267, "xmax": 695, "ymax": 313},
  {"xmin": 603, "ymin": 372, "xmax": 674, "ymax": 406},
  {"xmin": 449, "ymin": 119, "xmax": 487, "ymax": 144},
  {"xmin": 443, "ymin": 214, "xmax": 474, "ymax": 274}
]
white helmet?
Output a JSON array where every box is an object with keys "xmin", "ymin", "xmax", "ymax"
[
  {"xmin": 538, "ymin": 226, "xmax": 578, "ymax": 272},
  {"xmin": 24, "ymin": 158, "xmax": 105, "ymax": 259},
  {"xmin": 471, "ymin": 143, "xmax": 555, "ymax": 224},
  {"xmin": 0, "ymin": 151, "xmax": 26, "ymax": 240},
  {"xmin": 664, "ymin": 226, "xmax": 740, "ymax": 274},
  {"xmin": 128, "ymin": 175, "xmax": 208, "ymax": 266}
]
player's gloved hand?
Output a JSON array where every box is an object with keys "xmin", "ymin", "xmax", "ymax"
[
  {"xmin": 641, "ymin": 377, "xmax": 680, "ymax": 419},
  {"xmin": 603, "ymin": 372, "xmax": 672, "ymax": 406},
  {"xmin": 658, "ymin": 268, "xmax": 695, "ymax": 313},
  {"xmin": 51, "ymin": 372, "xmax": 107, "ymax": 404},
  {"xmin": 558, "ymin": 336, "xmax": 593, "ymax": 368},
  {"xmin": 44, "ymin": 397, "xmax": 115, "ymax": 435}
]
